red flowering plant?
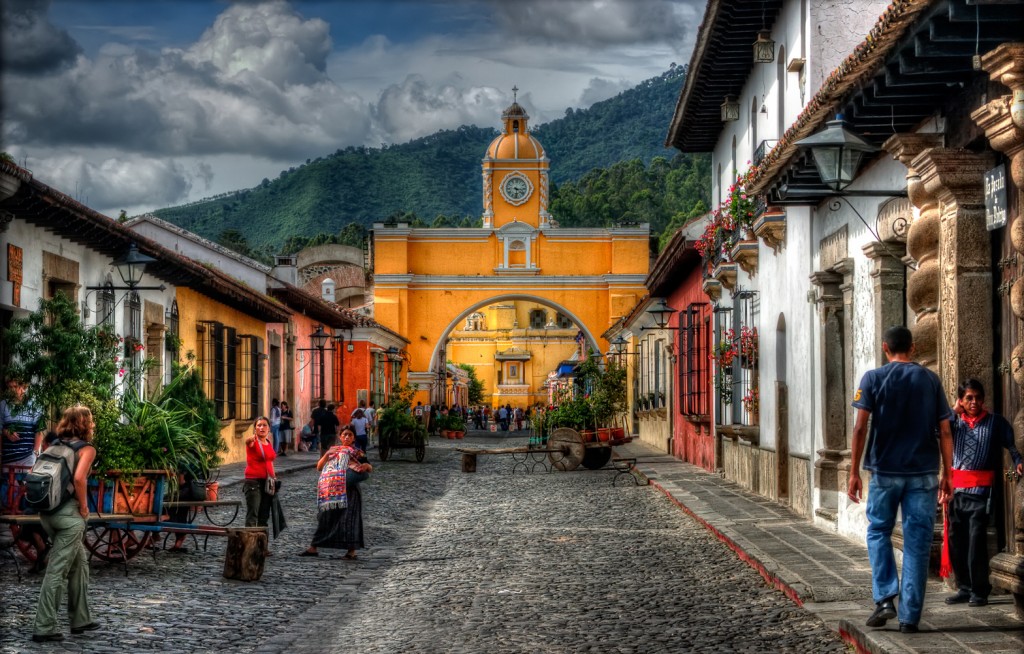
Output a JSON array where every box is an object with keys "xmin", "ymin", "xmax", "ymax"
[
  {"xmin": 742, "ymin": 386, "xmax": 759, "ymax": 419},
  {"xmin": 724, "ymin": 169, "xmax": 757, "ymax": 239},
  {"xmin": 694, "ymin": 209, "xmax": 737, "ymax": 263},
  {"xmin": 738, "ymin": 326, "xmax": 758, "ymax": 368}
]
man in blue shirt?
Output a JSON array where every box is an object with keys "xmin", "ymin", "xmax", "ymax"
[
  {"xmin": 1, "ymin": 379, "xmax": 45, "ymax": 467},
  {"xmin": 848, "ymin": 326, "xmax": 953, "ymax": 634}
]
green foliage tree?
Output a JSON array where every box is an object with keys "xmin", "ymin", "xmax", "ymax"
[{"xmin": 457, "ymin": 363, "xmax": 486, "ymax": 405}]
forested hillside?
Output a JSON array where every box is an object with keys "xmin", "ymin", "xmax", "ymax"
[{"xmin": 152, "ymin": 64, "xmax": 708, "ymax": 256}]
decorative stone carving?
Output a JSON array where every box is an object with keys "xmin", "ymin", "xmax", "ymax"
[
  {"xmin": 863, "ymin": 241, "xmax": 908, "ymax": 367},
  {"xmin": 729, "ymin": 241, "xmax": 758, "ymax": 276},
  {"xmin": 753, "ymin": 207, "xmax": 786, "ymax": 252},
  {"xmin": 712, "ymin": 261, "xmax": 738, "ymax": 292}
]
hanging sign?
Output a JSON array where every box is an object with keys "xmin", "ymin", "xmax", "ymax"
[
  {"xmin": 7, "ymin": 244, "xmax": 22, "ymax": 307},
  {"xmin": 985, "ymin": 164, "xmax": 1007, "ymax": 231}
]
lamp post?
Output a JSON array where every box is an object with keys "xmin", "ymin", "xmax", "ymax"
[{"xmin": 87, "ymin": 242, "xmax": 167, "ymax": 294}]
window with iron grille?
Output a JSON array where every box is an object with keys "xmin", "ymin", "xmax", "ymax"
[
  {"xmin": 97, "ymin": 280, "xmax": 115, "ymax": 327},
  {"xmin": 371, "ymin": 351, "xmax": 385, "ymax": 409},
  {"xmin": 332, "ymin": 340, "xmax": 344, "ymax": 403},
  {"xmin": 530, "ymin": 309, "xmax": 546, "ymax": 329},
  {"xmin": 236, "ymin": 335, "xmax": 260, "ymax": 421},
  {"xmin": 556, "ymin": 312, "xmax": 572, "ymax": 329},
  {"xmin": 679, "ymin": 303, "xmax": 711, "ymax": 417},
  {"xmin": 197, "ymin": 321, "xmax": 225, "ymax": 419},
  {"xmin": 166, "ymin": 301, "xmax": 179, "ymax": 352},
  {"xmin": 124, "ymin": 291, "xmax": 142, "ymax": 368},
  {"xmin": 224, "ymin": 327, "xmax": 237, "ymax": 420}
]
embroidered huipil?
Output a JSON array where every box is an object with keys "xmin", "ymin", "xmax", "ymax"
[{"xmin": 952, "ymin": 412, "xmax": 1023, "ymax": 495}]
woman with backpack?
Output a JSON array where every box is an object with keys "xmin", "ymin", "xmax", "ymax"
[{"xmin": 32, "ymin": 405, "xmax": 99, "ymax": 642}]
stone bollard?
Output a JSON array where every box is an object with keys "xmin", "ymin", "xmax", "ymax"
[{"xmin": 223, "ymin": 527, "xmax": 268, "ymax": 581}]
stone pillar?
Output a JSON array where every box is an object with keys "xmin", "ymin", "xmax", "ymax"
[
  {"xmin": 912, "ymin": 149, "xmax": 995, "ymax": 398},
  {"xmin": 882, "ymin": 134, "xmax": 943, "ymax": 373},
  {"xmin": 971, "ymin": 42, "xmax": 1024, "ymax": 615},
  {"xmin": 811, "ymin": 270, "xmax": 845, "ymax": 520},
  {"xmin": 831, "ymin": 258, "xmax": 855, "ymax": 495},
  {"xmin": 862, "ymin": 240, "xmax": 909, "ymax": 368}
]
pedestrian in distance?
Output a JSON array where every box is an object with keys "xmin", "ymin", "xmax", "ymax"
[
  {"xmin": 279, "ymin": 400, "xmax": 293, "ymax": 455},
  {"xmin": 2, "ymin": 376, "xmax": 46, "ymax": 467},
  {"xmin": 941, "ymin": 378, "xmax": 1023, "ymax": 607},
  {"xmin": 300, "ymin": 427, "xmax": 372, "ymax": 559},
  {"xmin": 848, "ymin": 325, "xmax": 954, "ymax": 634},
  {"xmin": 269, "ymin": 398, "xmax": 283, "ymax": 456},
  {"xmin": 312, "ymin": 399, "xmax": 340, "ymax": 453},
  {"xmin": 32, "ymin": 405, "xmax": 100, "ymax": 643},
  {"xmin": 299, "ymin": 418, "xmax": 317, "ymax": 452},
  {"xmin": 243, "ymin": 417, "xmax": 277, "ymax": 530},
  {"xmin": 350, "ymin": 410, "xmax": 369, "ymax": 452}
]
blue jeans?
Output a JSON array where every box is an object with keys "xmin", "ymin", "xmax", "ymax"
[
  {"xmin": 866, "ymin": 472, "xmax": 939, "ymax": 626},
  {"xmin": 271, "ymin": 424, "xmax": 281, "ymax": 451}
]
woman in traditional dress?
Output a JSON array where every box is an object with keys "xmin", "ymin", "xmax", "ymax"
[{"xmin": 299, "ymin": 427, "xmax": 371, "ymax": 559}]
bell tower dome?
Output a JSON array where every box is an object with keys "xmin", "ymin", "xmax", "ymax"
[{"xmin": 482, "ymin": 87, "xmax": 551, "ymax": 229}]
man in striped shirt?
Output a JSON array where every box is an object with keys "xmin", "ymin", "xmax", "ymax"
[
  {"xmin": 1, "ymin": 379, "xmax": 45, "ymax": 467},
  {"xmin": 943, "ymin": 378, "xmax": 1024, "ymax": 607}
]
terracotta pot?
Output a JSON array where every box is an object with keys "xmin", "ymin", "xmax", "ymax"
[
  {"xmin": 441, "ymin": 430, "xmax": 451, "ymax": 439},
  {"xmin": 580, "ymin": 429, "xmax": 596, "ymax": 443},
  {"xmin": 611, "ymin": 427, "xmax": 626, "ymax": 440},
  {"xmin": 596, "ymin": 428, "xmax": 612, "ymax": 442},
  {"xmin": 455, "ymin": 430, "xmax": 465, "ymax": 439},
  {"xmin": 205, "ymin": 482, "xmax": 219, "ymax": 502}
]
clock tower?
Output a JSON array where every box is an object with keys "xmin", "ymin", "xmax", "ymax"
[{"xmin": 482, "ymin": 88, "xmax": 552, "ymax": 229}]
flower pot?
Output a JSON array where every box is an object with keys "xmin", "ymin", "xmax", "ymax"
[
  {"xmin": 441, "ymin": 430, "xmax": 451, "ymax": 439},
  {"xmin": 611, "ymin": 427, "xmax": 626, "ymax": 440},
  {"xmin": 205, "ymin": 481, "xmax": 219, "ymax": 502},
  {"xmin": 596, "ymin": 428, "xmax": 612, "ymax": 442},
  {"xmin": 455, "ymin": 430, "xmax": 465, "ymax": 439},
  {"xmin": 580, "ymin": 429, "xmax": 596, "ymax": 443}
]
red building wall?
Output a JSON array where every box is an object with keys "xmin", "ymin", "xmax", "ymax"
[{"xmin": 667, "ymin": 265, "xmax": 715, "ymax": 471}]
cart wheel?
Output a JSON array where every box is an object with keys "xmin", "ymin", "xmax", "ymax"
[
  {"xmin": 9, "ymin": 525, "xmax": 42, "ymax": 564},
  {"xmin": 547, "ymin": 428, "xmax": 585, "ymax": 471},
  {"xmin": 581, "ymin": 447, "xmax": 612, "ymax": 470},
  {"xmin": 379, "ymin": 440, "xmax": 390, "ymax": 461},
  {"xmin": 415, "ymin": 441, "xmax": 425, "ymax": 462},
  {"xmin": 84, "ymin": 525, "xmax": 151, "ymax": 562}
]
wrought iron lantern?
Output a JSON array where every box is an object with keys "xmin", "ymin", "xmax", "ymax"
[
  {"xmin": 794, "ymin": 114, "xmax": 878, "ymax": 192},
  {"xmin": 721, "ymin": 96, "xmax": 740, "ymax": 122},
  {"xmin": 753, "ymin": 30, "xmax": 775, "ymax": 63}
]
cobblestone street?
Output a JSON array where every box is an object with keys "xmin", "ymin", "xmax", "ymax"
[{"xmin": 1, "ymin": 436, "xmax": 846, "ymax": 653}]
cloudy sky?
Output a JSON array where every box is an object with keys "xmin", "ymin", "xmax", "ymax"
[{"xmin": 1, "ymin": 0, "xmax": 702, "ymax": 217}]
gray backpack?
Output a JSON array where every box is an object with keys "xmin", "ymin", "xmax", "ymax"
[{"xmin": 25, "ymin": 440, "xmax": 89, "ymax": 514}]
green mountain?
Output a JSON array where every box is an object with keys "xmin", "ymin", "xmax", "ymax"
[{"xmin": 152, "ymin": 64, "xmax": 708, "ymax": 254}]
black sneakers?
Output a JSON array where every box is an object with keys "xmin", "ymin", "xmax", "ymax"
[
  {"xmin": 866, "ymin": 598, "xmax": 897, "ymax": 627},
  {"xmin": 899, "ymin": 623, "xmax": 919, "ymax": 634}
]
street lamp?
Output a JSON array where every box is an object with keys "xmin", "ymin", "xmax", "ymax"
[
  {"xmin": 753, "ymin": 29, "xmax": 775, "ymax": 64},
  {"xmin": 645, "ymin": 299, "xmax": 678, "ymax": 330},
  {"xmin": 793, "ymin": 114, "xmax": 878, "ymax": 193},
  {"xmin": 113, "ymin": 243, "xmax": 156, "ymax": 288}
]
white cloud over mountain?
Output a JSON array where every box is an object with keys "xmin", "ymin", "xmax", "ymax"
[{"xmin": 1, "ymin": 0, "xmax": 700, "ymax": 216}]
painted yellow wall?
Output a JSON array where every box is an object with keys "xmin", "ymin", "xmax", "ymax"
[{"xmin": 175, "ymin": 287, "xmax": 268, "ymax": 466}]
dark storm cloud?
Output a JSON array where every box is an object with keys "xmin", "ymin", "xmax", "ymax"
[
  {"xmin": 489, "ymin": 0, "xmax": 702, "ymax": 46},
  {"xmin": 1, "ymin": 0, "xmax": 82, "ymax": 73},
  {"xmin": 2, "ymin": 1, "xmax": 371, "ymax": 160}
]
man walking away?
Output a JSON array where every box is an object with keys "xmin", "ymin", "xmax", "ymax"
[
  {"xmin": 848, "ymin": 325, "xmax": 953, "ymax": 634},
  {"xmin": 269, "ymin": 399, "xmax": 282, "ymax": 455},
  {"xmin": 942, "ymin": 378, "xmax": 1023, "ymax": 607}
]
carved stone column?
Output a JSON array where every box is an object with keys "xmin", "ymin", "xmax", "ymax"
[
  {"xmin": 972, "ymin": 42, "xmax": 1024, "ymax": 615},
  {"xmin": 862, "ymin": 240, "xmax": 909, "ymax": 368},
  {"xmin": 811, "ymin": 270, "xmax": 845, "ymax": 520},
  {"xmin": 912, "ymin": 149, "xmax": 995, "ymax": 398},
  {"xmin": 831, "ymin": 258, "xmax": 855, "ymax": 494}
]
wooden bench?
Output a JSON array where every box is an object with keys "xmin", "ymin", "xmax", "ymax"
[
  {"xmin": 456, "ymin": 447, "xmax": 563, "ymax": 474},
  {"xmin": 162, "ymin": 499, "xmax": 241, "ymax": 527},
  {"xmin": 158, "ymin": 499, "xmax": 241, "ymax": 551}
]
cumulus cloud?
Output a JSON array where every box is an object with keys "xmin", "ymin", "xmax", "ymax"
[
  {"xmin": 2, "ymin": 1, "xmax": 371, "ymax": 160},
  {"xmin": 578, "ymin": 77, "xmax": 633, "ymax": 106},
  {"xmin": 374, "ymin": 75, "xmax": 508, "ymax": 144},
  {"xmin": 1, "ymin": 0, "xmax": 81, "ymax": 73},
  {"xmin": 489, "ymin": 0, "xmax": 700, "ymax": 46},
  {"xmin": 30, "ymin": 153, "xmax": 198, "ymax": 213}
]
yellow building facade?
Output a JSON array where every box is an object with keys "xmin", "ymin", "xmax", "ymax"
[{"xmin": 372, "ymin": 97, "xmax": 649, "ymax": 406}]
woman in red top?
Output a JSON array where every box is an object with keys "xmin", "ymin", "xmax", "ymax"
[{"xmin": 243, "ymin": 417, "xmax": 276, "ymax": 527}]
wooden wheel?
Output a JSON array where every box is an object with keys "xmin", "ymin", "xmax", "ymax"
[
  {"xmin": 84, "ymin": 525, "xmax": 151, "ymax": 562},
  {"xmin": 9, "ymin": 525, "xmax": 43, "ymax": 564},
  {"xmin": 547, "ymin": 428, "xmax": 585, "ymax": 471},
  {"xmin": 581, "ymin": 446, "xmax": 612, "ymax": 470}
]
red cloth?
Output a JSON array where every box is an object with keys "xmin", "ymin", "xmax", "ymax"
[
  {"xmin": 940, "ymin": 469, "xmax": 997, "ymax": 578},
  {"xmin": 961, "ymin": 409, "xmax": 988, "ymax": 430},
  {"xmin": 245, "ymin": 439, "xmax": 277, "ymax": 479}
]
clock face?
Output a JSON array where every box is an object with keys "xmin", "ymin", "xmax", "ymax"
[{"xmin": 500, "ymin": 174, "xmax": 532, "ymax": 205}]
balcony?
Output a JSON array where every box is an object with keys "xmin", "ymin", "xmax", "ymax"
[{"xmin": 752, "ymin": 139, "xmax": 778, "ymax": 167}]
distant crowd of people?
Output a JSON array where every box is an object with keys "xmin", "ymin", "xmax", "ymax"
[{"xmin": 411, "ymin": 402, "xmax": 534, "ymax": 432}]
